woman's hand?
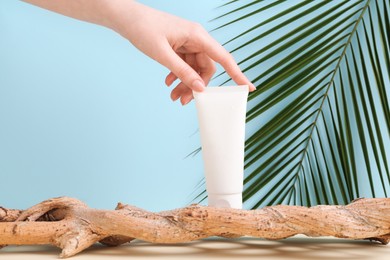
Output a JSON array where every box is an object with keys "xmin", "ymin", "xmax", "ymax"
[
  {"xmin": 23, "ymin": 0, "xmax": 256, "ymax": 105},
  {"xmin": 111, "ymin": 1, "xmax": 255, "ymax": 105}
]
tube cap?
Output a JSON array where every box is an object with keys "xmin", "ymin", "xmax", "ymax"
[{"xmin": 208, "ymin": 193, "xmax": 242, "ymax": 209}]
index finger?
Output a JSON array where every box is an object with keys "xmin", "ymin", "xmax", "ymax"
[{"xmin": 201, "ymin": 35, "xmax": 256, "ymax": 91}]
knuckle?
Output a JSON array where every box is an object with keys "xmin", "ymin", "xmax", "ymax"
[
  {"xmin": 211, "ymin": 63, "xmax": 217, "ymax": 74},
  {"xmin": 220, "ymin": 52, "xmax": 234, "ymax": 65},
  {"xmin": 191, "ymin": 22, "xmax": 203, "ymax": 30},
  {"xmin": 176, "ymin": 65, "xmax": 192, "ymax": 78},
  {"xmin": 229, "ymin": 70, "xmax": 242, "ymax": 81},
  {"xmin": 191, "ymin": 22, "xmax": 206, "ymax": 35}
]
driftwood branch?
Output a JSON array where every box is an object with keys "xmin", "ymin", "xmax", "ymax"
[{"xmin": 1, "ymin": 197, "xmax": 390, "ymax": 258}]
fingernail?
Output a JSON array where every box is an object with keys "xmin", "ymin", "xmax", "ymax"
[
  {"xmin": 166, "ymin": 79, "xmax": 173, "ymax": 87},
  {"xmin": 171, "ymin": 93, "xmax": 179, "ymax": 101},
  {"xmin": 192, "ymin": 79, "xmax": 205, "ymax": 91}
]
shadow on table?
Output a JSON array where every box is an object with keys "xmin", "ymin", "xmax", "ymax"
[{"xmin": 2, "ymin": 236, "xmax": 388, "ymax": 259}]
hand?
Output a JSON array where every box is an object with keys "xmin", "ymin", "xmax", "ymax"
[
  {"xmin": 111, "ymin": 1, "xmax": 256, "ymax": 105},
  {"xmin": 22, "ymin": 0, "xmax": 256, "ymax": 105}
]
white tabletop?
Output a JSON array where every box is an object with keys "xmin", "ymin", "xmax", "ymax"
[{"xmin": 1, "ymin": 236, "xmax": 389, "ymax": 260}]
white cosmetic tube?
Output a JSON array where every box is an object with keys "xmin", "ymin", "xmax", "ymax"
[{"xmin": 193, "ymin": 85, "xmax": 249, "ymax": 209}]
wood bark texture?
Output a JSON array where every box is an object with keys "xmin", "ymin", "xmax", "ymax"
[{"xmin": 1, "ymin": 197, "xmax": 390, "ymax": 258}]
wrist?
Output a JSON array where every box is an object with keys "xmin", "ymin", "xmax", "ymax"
[{"xmin": 102, "ymin": 0, "xmax": 141, "ymax": 38}]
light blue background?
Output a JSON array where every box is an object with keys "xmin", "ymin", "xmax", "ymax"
[
  {"xmin": 0, "ymin": 0, "xmax": 225, "ymax": 211},
  {"xmin": 2, "ymin": 1, "xmax": 384, "ymax": 211}
]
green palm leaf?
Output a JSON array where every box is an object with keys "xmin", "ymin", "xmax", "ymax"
[{"xmin": 196, "ymin": 0, "xmax": 390, "ymax": 208}]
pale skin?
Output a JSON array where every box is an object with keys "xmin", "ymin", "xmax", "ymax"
[{"xmin": 23, "ymin": 0, "xmax": 256, "ymax": 105}]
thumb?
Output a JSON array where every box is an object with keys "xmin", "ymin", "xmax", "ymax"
[{"xmin": 158, "ymin": 45, "xmax": 205, "ymax": 92}]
